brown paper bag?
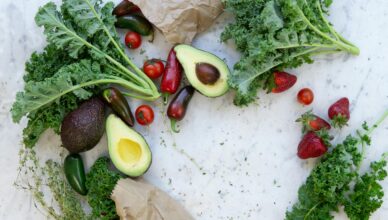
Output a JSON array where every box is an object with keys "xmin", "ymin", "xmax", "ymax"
[
  {"xmin": 131, "ymin": 0, "xmax": 224, "ymax": 44},
  {"xmin": 111, "ymin": 178, "xmax": 194, "ymax": 220}
]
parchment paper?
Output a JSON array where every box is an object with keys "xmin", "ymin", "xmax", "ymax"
[
  {"xmin": 131, "ymin": 0, "xmax": 224, "ymax": 44},
  {"xmin": 111, "ymin": 178, "xmax": 194, "ymax": 220}
]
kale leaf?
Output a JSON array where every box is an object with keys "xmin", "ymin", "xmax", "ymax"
[
  {"xmin": 344, "ymin": 157, "xmax": 388, "ymax": 220},
  {"xmin": 222, "ymin": 0, "xmax": 359, "ymax": 106}
]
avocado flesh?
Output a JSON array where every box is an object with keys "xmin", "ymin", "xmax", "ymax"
[
  {"xmin": 174, "ymin": 44, "xmax": 230, "ymax": 97},
  {"xmin": 106, "ymin": 114, "xmax": 152, "ymax": 177}
]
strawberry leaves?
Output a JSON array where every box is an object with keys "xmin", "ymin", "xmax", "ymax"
[
  {"xmin": 328, "ymin": 97, "xmax": 350, "ymax": 128},
  {"xmin": 297, "ymin": 110, "xmax": 331, "ymax": 133}
]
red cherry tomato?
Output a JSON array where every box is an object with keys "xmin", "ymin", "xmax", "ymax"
[
  {"xmin": 297, "ymin": 88, "xmax": 314, "ymax": 105},
  {"xmin": 135, "ymin": 105, "xmax": 154, "ymax": 126},
  {"xmin": 125, "ymin": 31, "xmax": 142, "ymax": 49},
  {"xmin": 143, "ymin": 59, "xmax": 165, "ymax": 79}
]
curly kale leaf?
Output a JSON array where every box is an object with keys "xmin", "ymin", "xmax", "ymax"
[
  {"xmin": 24, "ymin": 44, "xmax": 79, "ymax": 83},
  {"xmin": 344, "ymin": 158, "xmax": 388, "ymax": 220},
  {"xmin": 12, "ymin": 60, "xmax": 104, "ymax": 123},
  {"xmin": 21, "ymin": 95, "xmax": 80, "ymax": 148},
  {"xmin": 13, "ymin": 59, "xmax": 135, "ymax": 148},
  {"xmin": 286, "ymin": 135, "xmax": 362, "ymax": 219},
  {"xmin": 222, "ymin": 0, "xmax": 359, "ymax": 106},
  {"xmin": 86, "ymin": 157, "xmax": 122, "ymax": 220}
]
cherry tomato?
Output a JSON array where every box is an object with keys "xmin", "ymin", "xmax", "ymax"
[
  {"xmin": 143, "ymin": 59, "xmax": 165, "ymax": 79},
  {"xmin": 297, "ymin": 88, "xmax": 314, "ymax": 105},
  {"xmin": 125, "ymin": 31, "xmax": 142, "ymax": 49},
  {"xmin": 135, "ymin": 105, "xmax": 154, "ymax": 126}
]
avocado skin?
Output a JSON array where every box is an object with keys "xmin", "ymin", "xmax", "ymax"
[{"xmin": 61, "ymin": 98, "xmax": 105, "ymax": 153}]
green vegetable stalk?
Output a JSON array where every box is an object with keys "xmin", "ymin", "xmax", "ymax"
[
  {"xmin": 286, "ymin": 110, "xmax": 388, "ymax": 219},
  {"xmin": 11, "ymin": 0, "xmax": 160, "ymax": 148},
  {"xmin": 222, "ymin": 0, "xmax": 360, "ymax": 106}
]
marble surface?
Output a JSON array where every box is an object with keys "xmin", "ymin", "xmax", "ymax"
[{"xmin": 1, "ymin": 0, "xmax": 388, "ymax": 219}]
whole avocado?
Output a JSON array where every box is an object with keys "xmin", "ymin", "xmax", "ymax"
[{"xmin": 61, "ymin": 98, "xmax": 105, "ymax": 153}]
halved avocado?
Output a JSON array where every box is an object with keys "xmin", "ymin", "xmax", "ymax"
[
  {"xmin": 174, "ymin": 44, "xmax": 230, "ymax": 97},
  {"xmin": 106, "ymin": 114, "xmax": 152, "ymax": 177}
]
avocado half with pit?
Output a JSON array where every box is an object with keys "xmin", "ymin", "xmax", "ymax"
[
  {"xmin": 174, "ymin": 44, "xmax": 230, "ymax": 97},
  {"xmin": 106, "ymin": 114, "xmax": 151, "ymax": 177}
]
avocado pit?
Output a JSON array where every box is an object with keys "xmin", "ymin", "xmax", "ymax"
[{"xmin": 195, "ymin": 63, "xmax": 220, "ymax": 85}]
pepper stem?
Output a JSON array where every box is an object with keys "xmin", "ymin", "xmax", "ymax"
[
  {"xmin": 163, "ymin": 93, "xmax": 169, "ymax": 105},
  {"xmin": 170, "ymin": 119, "xmax": 180, "ymax": 133},
  {"xmin": 148, "ymin": 30, "xmax": 155, "ymax": 43}
]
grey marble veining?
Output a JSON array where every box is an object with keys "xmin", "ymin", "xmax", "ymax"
[{"xmin": 1, "ymin": 0, "xmax": 388, "ymax": 219}]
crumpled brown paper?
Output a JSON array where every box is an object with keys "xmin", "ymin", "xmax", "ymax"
[
  {"xmin": 131, "ymin": 0, "xmax": 224, "ymax": 44},
  {"xmin": 111, "ymin": 178, "xmax": 194, "ymax": 220}
]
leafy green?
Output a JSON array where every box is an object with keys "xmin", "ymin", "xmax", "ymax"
[
  {"xmin": 344, "ymin": 157, "xmax": 388, "ymax": 220},
  {"xmin": 222, "ymin": 0, "xmax": 359, "ymax": 106},
  {"xmin": 286, "ymin": 111, "xmax": 388, "ymax": 219},
  {"xmin": 86, "ymin": 157, "xmax": 122, "ymax": 220},
  {"xmin": 12, "ymin": 0, "xmax": 160, "ymax": 148}
]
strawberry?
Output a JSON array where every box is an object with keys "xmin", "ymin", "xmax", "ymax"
[
  {"xmin": 328, "ymin": 97, "xmax": 350, "ymax": 128},
  {"xmin": 297, "ymin": 131, "xmax": 330, "ymax": 159},
  {"xmin": 296, "ymin": 111, "xmax": 331, "ymax": 133},
  {"xmin": 271, "ymin": 71, "xmax": 297, "ymax": 93}
]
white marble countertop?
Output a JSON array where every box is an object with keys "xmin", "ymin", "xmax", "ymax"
[{"xmin": 1, "ymin": 0, "xmax": 388, "ymax": 219}]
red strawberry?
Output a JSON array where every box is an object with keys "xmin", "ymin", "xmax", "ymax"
[
  {"xmin": 296, "ymin": 111, "xmax": 331, "ymax": 133},
  {"xmin": 297, "ymin": 131, "xmax": 328, "ymax": 159},
  {"xmin": 271, "ymin": 71, "xmax": 297, "ymax": 93},
  {"xmin": 328, "ymin": 97, "xmax": 350, "ymax": 128}
]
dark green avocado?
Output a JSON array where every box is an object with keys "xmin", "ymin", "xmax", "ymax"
[
  {"xmin": 61, "ymin": 97, "xmax": 105, "ymax": 153},
  {"xmin": 174, "ymin": 44, "xmax": 230, "ymax": 97}
]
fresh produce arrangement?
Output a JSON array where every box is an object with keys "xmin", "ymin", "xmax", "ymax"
[
  {"xmin": 221, "ymin": 0, "xmax": 360, "ymax": 106},
  {"xmin": 11, "ymin": 0, "xmax": 160, "ymax": 149},
  {"xmin": 9, "ymin": 0, "xmax": 388, "ymax": 219},
  {"xmin": 288, "ymin": 109, "xmax": 388, "ymax": 219},
  {"xmin": 11, "ymin": 0, "xmax": 233, "ymax": 218}
]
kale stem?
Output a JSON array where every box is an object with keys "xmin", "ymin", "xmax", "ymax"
[
  {"xmin": 315, "ymin": 1, "xmax": 358, "ymax": 48},
  {"xmin": 122, "ymin": 92, "xmax": 159, "ymax": 101},
  {"xmin": 296, "ymin": 8, "xmax": 360, "ymax": 55},
  {"xmin": 42, "ymin": 6, "xmax": 149, "ymax": 90},
  {"xmin": 366, "ymin": 110, "xmax": 388, "ymax": 136},
  {"xmin": 304, "ymin": 202, "xmax": 321, "ymax": 220},
  {"xmin": 105, "ymin": 75, "xmax": 153, "ymax": 95},
  {"xmin": 242, "ymin": 47, "xmax": 322, "ymax": 84},
  {"xmin": 104, "ymin": 55, "xmax": 147, "ymax": 87},
  {"xmin": 308, "ymin": 48, "xmax": 342, "ymax": 56},
  {"xmin": 105, "ymin": 64, "xmax": 133, "ymax": 81},
  {"xmin": 315, "ymin": 0, "xmax": 340, "ymax": 41},
  {"xmin": 356, "ymin": 110, "xmax": 388, "ymax": 169},
  {"xmin": 275, "ymin": 44, "xmax": 336, "ymax": 50},
  {"xmin": 25, "ymin": 78, "xmax": 152, "ymax": 114},
  {"xmin": 84, "ymin": 0, "xmax": 159, "ymax": 96}
]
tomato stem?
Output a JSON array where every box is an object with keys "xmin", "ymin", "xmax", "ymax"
[{"xmin": 148, "ymin": 30, "xmax": 155, "ymax": 43}]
